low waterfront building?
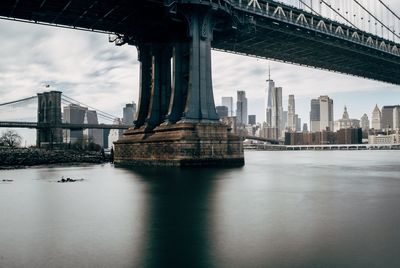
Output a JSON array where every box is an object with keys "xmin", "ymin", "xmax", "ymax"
[
  {"xmin": 245, "ymin": 125, "xmax": 254, "ymax": 136},
  {"xmin": 337, "ymin": 128, "xmax": 362, "ymax": 144},
  {"xmin": 285, "ymin": 128, "xmax": 362, "ymax": 145},
  {"xmin": 222, "ymin": 116, "xmax": 237, "ymax": 134},
  {"xmin": 260, "ymin": 125, "xmax": 279, "ymax": 140},
  {"xmin": 285, "ymin": 130, "xmax": 336, "ymax": 145},
  {"xmin": 368, "ymin": 132, "xmax": 400, "ymax": 144}
]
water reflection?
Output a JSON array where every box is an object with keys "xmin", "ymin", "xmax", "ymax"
[{"xmin": 124, "ymin": 167, "xmax": 233, "ymax": 268}]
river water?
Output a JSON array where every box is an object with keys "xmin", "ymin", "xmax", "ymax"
[{"xmin": 1, "ymin": 151, "xmax": 400, "ymax": 268}]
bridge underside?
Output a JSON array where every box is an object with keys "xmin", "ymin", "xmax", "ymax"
[
  {"xmin": 213, "ymin": 13, "xmax": 400, "ymax": 85},
  {"xmin": 0, "ymin": 1, "xmax": 169, "ymax": 38},
  {"xmin": 1, "ymin": 0, "xmax": 399, "ymax": 84}
]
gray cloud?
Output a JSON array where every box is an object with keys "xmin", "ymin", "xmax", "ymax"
[{"xmin": 0, "ymin": 20, "xmax": 139, "ymax": 122}]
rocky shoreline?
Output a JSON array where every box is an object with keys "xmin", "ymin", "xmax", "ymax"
[{"xmin": 0, "ymin": 147, "xmax": 111, "ymax": 169}]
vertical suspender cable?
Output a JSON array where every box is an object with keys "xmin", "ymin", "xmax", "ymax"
[{"xmin": 353, "ymin": 0, "xmax": 400, "ymax": 40}]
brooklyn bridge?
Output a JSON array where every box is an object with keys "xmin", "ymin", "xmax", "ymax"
[
  {"xmin": 0, "ymin": 91, "xmax": 277, "ymax": 147},
  {"xmin": 0, "ymin": 0, "xmax": 399, "ymax": 166}
]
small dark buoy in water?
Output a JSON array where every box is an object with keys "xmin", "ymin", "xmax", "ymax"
[{"xmin": 57, "ymin": 177, "xmax": 82, "ymax": 183}]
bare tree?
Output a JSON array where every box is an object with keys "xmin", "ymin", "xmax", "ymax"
[{"xmin": 0, "ymin": 130, "xmax": 22, "ymax": 148}]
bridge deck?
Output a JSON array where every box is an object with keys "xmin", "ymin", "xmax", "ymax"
[
  {"xmin": 0, "ymin": 0, "xmax": 399, "ymax": 84},
  {"xmin": 245, "ymin": 143, "xmax": 400, "ymax": 150},
  {"xmin": 214, "ymin": 0, "xmax": 400, "ymax": 84},
  {"xmin": 0, "ymin": 121, "xmax": 130, "ymax": 130}
]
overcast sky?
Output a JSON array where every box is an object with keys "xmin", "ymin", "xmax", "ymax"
[{"xmin": 0, "ymin": 0, "xmax": 399, "ymax": 145}]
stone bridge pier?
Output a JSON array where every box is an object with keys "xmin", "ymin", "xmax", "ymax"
[
  {"xmin": 37, "ymin": 91, "xmax": 63, "ymax": 148},
  {"xmin": 114, "ymin": 1, "xmax": 244, "ymax": 166}
]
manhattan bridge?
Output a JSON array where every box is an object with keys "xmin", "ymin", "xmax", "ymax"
[{"xmin": 0, "ymin": 0, "xmax": 399, "ymax": 166}]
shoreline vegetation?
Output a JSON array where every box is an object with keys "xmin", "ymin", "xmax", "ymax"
[{"xmin": 0, "ymin": 147, "xmax": 111, "ymax": 170}]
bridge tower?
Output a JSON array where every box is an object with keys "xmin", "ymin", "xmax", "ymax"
[
  {"xmin": 36, "ymin": 91, "xmax": 63, "ymax": 148},
  {"xmin": 114, "ymin": 1, "xmax": 244, "ymax": 166}
]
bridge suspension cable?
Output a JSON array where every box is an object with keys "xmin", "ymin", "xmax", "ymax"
[
  {"xmin": 60, "ymin": 99, "xmax": 116, "ymax": 123},
  {"xmin": 377, "ymin": 0, "xmax": 400, "ymax": 41},
  {"xmin": 0, "ymin": 96, "xmax": 37, "ymax": 107},
  {"xmin": 61, "ymin": 95, "xmax": 119, "ymax": 122},
  {"xmin": 60, "ymin": 99, "xmax": 115, "ymax": 122},
  {"xmin": 0, "ymin": 95, "xmax": 37, "ymax": 122},
  {"xmin": 280, "ymin": 0, "xmax": 400, "ymax": 43},
  {"xmin": 378, "ymin": 0, "xmax": 400, "ymax": 22},
  {"xmin": 314, "ymin": 0, "xmax": 361, "ymax": 30},
  {"xmin": 353, "ymin": 0, "xmax": 400, "ymax": 40}
]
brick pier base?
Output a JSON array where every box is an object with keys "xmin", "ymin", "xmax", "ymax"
[{"xmin": 114, "ymin": 122, "xmax": 244, "ymax": 167}]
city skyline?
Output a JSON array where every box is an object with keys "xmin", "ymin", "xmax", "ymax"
[{"xmin": 1, "ymin": 17, "xmax": 400, "ymax": 144}]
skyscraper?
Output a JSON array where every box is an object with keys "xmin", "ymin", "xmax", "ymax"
[
  {"xmin": 248, "ymin": 115, "xmax": 256, "ymax": 125},
  {"xmin": 335, "ymin": 106, "xmax": 360, "ymax": 131},
  {"xmin": 310, "ymin": 99, "xmax": 320, "ymax": 132},
  {"xmin": 287, "ymin": 95, "xmax": 295, "ymax": 131},
  {"xmin": 265, "ymin": 67, "xmax": 274, "ymax": 125},
  {"xmin": 296, "ymin": 115, "xmax": 301, "ymax": 132},
  {"xmin": 265, "ymin": 70, "xmax": 283, "ymax": 139},
  {"xmin": 371, "ymin": 104, "xmax": 382, "ymax": 130},
  {"xmin": 84, "ymin": 110, "xmax": 103, "ymax": 147},
  {"xmin": 122, "ymin": 102, "xmax": 136, "ymax": 125},
  {"xmin": 236, "ymin": 91, "xmax": 248, "ymax": 125},
  {"xmin": 216, "ymin": 106, "xmax": 229, "ymax": 118},
  {"xmin": 302, "ymin": 123, "xmax": 308, "ymax": 132},
  {"xmin": 394, "ymin": 107, "xmax": 400, "ymax": 130},
  {"xmin": 102, "ymin": 129, "xmax": 110, "ymax": 149},
  {"xmin": 319, "ymin": 96, "xmax": 334, "ymax": 131},
  {"xmin": 63, "ymin": 104, "xmax": 87, "ymax": 144},
  {"xmin": 310, "ymin": 96, "xmax": 333, "ymax": 132},
  {"xmin": 222, "ymin": 97, "xmax": 234, "ymax": 117},
  {"xmin": 381, "ymin": 105, "xmax": 400, "ymax": 131},
  {"xmin": 360, "ymin": 114, "xmax": 370, "ymax": 132},
  {"xmin": 271, "ymin": 87, "xmax": 283, "ymax": 131},
  {"xmin": 282, "ymin": 111, "xmax": 288, "ymax": 131},
  {"xmin": 265, "ymin": 77, "xmax": 274, "ymax": 126}
]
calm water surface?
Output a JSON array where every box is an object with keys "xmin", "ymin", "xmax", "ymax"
[{"xmin": 1, "ymin": 151, "xmax": 400, "ymax": 268}]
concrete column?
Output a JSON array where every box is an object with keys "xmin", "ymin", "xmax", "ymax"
[
  {"xmin": 165, "ymin": 42, "xmax": 190, "ymax": 124},
  {"xmin": 160, "ymin": 45, "xmax": 172, "ymax": 122},
  {"xmin": 181, "ymin": 9, "xmax": 219, "ymax": 122},
  {"xmin": 134, "ymin": 44, "xmax": 153, "ymax": 129},
  {"xmin": 145, "ymin": 44, "xmax": 172, "ymax": 130}
]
